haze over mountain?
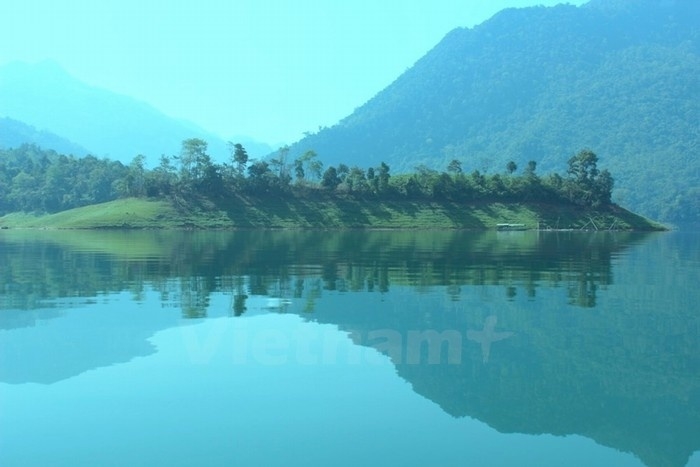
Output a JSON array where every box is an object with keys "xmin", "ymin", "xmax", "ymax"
[
  {"xmin": 287, "ymin": 0, "xmax": 699, "ymax": 224},
  {"xmin": 0, "ymin": 61, "xmax": 272, "ymax": 165},
  {"xmin": 0, "ymin": 117, "xmax": 91, "ymax": 156}
]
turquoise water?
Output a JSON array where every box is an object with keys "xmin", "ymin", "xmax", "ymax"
[{"xmin": 1, "ymin": 230, "xmax": 698, "ymax": 466}]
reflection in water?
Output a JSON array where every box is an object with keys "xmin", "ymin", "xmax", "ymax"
[
  {"xmin": 467, "ymin": 315, "xmax": 515, "ymax": 363},
  {"xmin": 0, "ymin": 229, "xmax": 698, "ymax": 467},
  {"xmin": 0, "ymin": 229, "xmax": 629, "ymax": 319}
]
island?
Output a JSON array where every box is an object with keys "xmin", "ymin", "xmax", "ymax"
[{"xmin": 0, "ymin": 142, "xmax": 666, "ymax": 231}]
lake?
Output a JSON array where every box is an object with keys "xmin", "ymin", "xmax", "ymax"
[{"xmin": 1, "ymin": 229, "xmax": 698, "ymax": 467}]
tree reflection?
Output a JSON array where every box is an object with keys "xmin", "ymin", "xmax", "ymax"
[{"xmin": 0, "ymin": 230, "xmax": 646, "ymax": 319}]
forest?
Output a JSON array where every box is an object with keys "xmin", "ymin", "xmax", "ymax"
[
  {"xmin": 286, "ymin": 0, "xmax": 699, "ymax": 224},
  {"xmin": 0, "ymin": 140, "xmax": 616, "ymax": 217}
]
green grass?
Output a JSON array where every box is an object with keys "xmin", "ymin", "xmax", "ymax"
[
  {"xmin": 0, "ymin": 198, "xmax": 179, "ymax": 229},
  {"xmin": 0, "ymin": 196, "xmax": 666, "ymax": 230}
]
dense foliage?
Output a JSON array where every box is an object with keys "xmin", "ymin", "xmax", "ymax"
[
  {"xmin": 0, "ymin": 141, "xmax": 615, "ymax": 216},
  {"xmin": 0, "ymin": 145, "xmax": 128, "ymax": 213},
  {"xmin": 286, "ymin": 0, "xmax": 699, "ymax": 224}
]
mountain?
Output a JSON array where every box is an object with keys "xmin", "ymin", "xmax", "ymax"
[
  {"xmin": 0, "ymin": 61, "xmax": 230, "ymax": 165},
  {"xmin": 287, "ymin": 0, "xmax": 699, "ymax": 224},
  {"xmin": 0, "ymin": 117, "xmax": 91, "ymax": 156}
]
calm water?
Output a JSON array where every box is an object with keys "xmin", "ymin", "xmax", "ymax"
[{"xmin": 0, "ymin": 229, "xmax": 698, "ymax": 467}]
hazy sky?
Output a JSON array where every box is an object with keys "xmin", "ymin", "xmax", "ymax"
[{"xmin": 1, "ymin": 0, "xmax": 586, "ymax": 145}]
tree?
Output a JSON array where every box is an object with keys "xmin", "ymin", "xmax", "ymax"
[
  {"xmin": 434, "ymin": 172, "xmax": 456, "ymax": 199},
  {"xmin": 9, "ymin": 171, "xmax": 38, "ymax": 211},
  {"xmin": 565, "ymin": 150, "xmax": 613, "ymax": 207},
  {"xmin": 487, "ymin": 174, "xmax": 507, "ymax": 197},
  {"xmin": 294, "ymin": 150, "xmax": 320, "ymax": 184},
  {"xmin": 448, "ymin": 159, "xmax": 463, "ymax": 174},
  {"xmin": 367, "ymin": 167, "xmax": 378, "ymax": 193},
  {"xmin": 470, "ymin": 170, "xmax": 485, "ymax": 188},
  {"xmin": 518, "ymin": 160, "xmax": 542, "ymax": 200},
  {"xmin": 179, "ymin": 138, "xmax": 211, "ymax": 184},
  {"xmin": 415, "ymin": 164, "xmax": 439, "ymax": 197},
  {"xmin": 128, "ymin": 154, "xmax": 147, "ymax": 197},
  {"xmin": 540, "ymin": 173, "xmax": 565, "ymax": 202},
  {"xmin": 593, "ymin": 169, "xmax": 614, "ymax": 207},
  {"xmin": 87, "ymin": 160, "xmax": 121, "ymax": 203},
  {"xmin": 270, "ymin": 146, "xmax": 292, "ymax": 189},
  {"xmin": 346, "ymin": 166, "xmax": 369, "ymax": 194},
  {"xmin": 321, "ymin": 166, "xmax": 341, "ymax": 190},
  {"xmin": 147, "ymin": 155, "xmax": 177, "ymax": 196},
  {"xmin": 178, "ymin": 138, "xmax": 224, "ymax": 195},
  {"xmin": 404, "ymin": 176, "xmax": 422, "ymax": 198},
  {"xmin": 337, "ymin": 163, "xmax": 349, "ymax": 183},
  {"xmin": 294, "ymin": 158, "xmax": 305, "ymax": 182},
  {"xmin": 247, "ymin": 160, "xmax": 270, "ymax": 179},
  {"xmin": 377, "ymin": 162, "xmax": 390, "ymax": 194},
  {"xmin": 525, "ymin": 160, "xmax": 537, "ymax": 176},
  {"xmin": 247, "ymin": 160, "xmax": 274, "ymax": 193},
  {"xmin": 506, "ymin": 161, "xmax": 517, "ymax": 175},
  {"xmin": 42, "ymin": 155, "xmax": 71, "ymax": 211},
  {"xmin": 308, "ymin": 158, "xmax": 323, "ymax": 182},
  {"xmin": 229, "ymin": 142, "xmax": 249, "ymax": 177},
  {"xmin": 567, "ymin": 149, "xmax": 599, "ymax": 186}
]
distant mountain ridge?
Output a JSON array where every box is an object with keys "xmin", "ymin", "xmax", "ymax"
[
  {"xmin": 0, "ymin": 61, "xmax": 232, "ymax": 165},
  {"xmin": 287, "ymin": 0, "xmax": 699, "ymax": 223},
  {"xmin": 0, "ymin": 117, "xmax": 91, "ymax": 156}
]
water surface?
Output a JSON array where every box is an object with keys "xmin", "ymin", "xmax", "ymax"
[{"xmin": 1, "ymin": 229, "xmax": 698, "ymax": 467}]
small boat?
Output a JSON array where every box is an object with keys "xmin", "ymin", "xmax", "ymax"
[{"xmin": 496, "ymin": 223, "xmax": 527, "ymax": 231}]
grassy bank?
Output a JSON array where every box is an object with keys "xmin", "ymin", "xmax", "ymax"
[{"xmin": 0, "ymin": 196, "xmax": 665, "ymax": 230}]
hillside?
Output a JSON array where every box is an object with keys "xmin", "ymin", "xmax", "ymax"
[
  {"xmin": 0, "ymin": 196, "xmax": 663, "ymax": 231},
  {"xmin": 286, "ymin": 0, "xmax": 699, "ymax": 224},
  {"xmin": 0, "ymin": 61, "xmax": 230, "ymax": 165},
  {"xmin": 0, "ymin": 117, "xmax": 91, "ymax": 156}
]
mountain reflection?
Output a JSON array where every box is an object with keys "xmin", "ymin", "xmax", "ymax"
[
  {"xmin": 1, "ymin": 229, "xmax": 698, "ymax": 467},
  {"xmin": 467, "ymin": 315, "xmax": 515, "ymax": 363}
]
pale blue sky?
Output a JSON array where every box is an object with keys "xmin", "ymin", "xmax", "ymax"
[{"xmin": 1, "ymin": 0, "xmax": 586, "ymax": 145}]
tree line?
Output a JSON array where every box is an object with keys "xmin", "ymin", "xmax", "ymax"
[{"xmin": 0, "ymin": 139, "xmax": 614, "ymax": 215}]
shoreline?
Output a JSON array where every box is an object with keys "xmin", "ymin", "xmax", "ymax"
[{"xmin": 0, "ymin": 197, "xmax": 668, "ymax": 232}]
